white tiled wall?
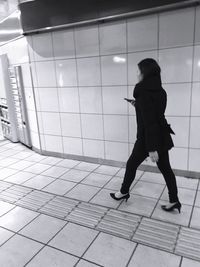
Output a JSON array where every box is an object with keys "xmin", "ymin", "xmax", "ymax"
[{"xmin": 23, "ymin": 5, "xmax": 200, "ymax": 172}]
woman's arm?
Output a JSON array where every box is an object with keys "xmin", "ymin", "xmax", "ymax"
[{"xmin": 138, "ymin": 91, "xmax": 160, "ymax": 154}]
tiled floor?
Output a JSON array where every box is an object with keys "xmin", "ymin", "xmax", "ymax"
[{"xmin": 0, "ymin": 140, "xmax": 200, "ymax": 266}]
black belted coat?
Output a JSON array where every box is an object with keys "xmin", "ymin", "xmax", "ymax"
[{"xmin": 133, "ymin": 75, "xmax": 175, "ymax": 153}]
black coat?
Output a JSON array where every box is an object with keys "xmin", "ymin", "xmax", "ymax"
[{"xmin": 133, "ymin": 75, "xmax": 175, "ymax": 153}]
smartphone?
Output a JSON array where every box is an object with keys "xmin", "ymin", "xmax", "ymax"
[{"xmin": 124, "ymin": 98, "xmax": 135, "ymax": 103}]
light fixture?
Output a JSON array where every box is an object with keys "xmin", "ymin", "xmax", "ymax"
[{"xmin": 113, "ymin": 56, "xmax": 126, "ymax": 63}]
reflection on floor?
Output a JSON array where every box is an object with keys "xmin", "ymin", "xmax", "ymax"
[{"xmin": 0, "ymin": 140, "xmax": 200, "ymax": 267}]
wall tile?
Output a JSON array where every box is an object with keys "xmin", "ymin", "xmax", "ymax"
[
  {"xmin": 27, "ymin": 110, "xmax": 38, "ymax": 133},
  {"xmin": 188, "ymin": 148, "xmax": 200, "ymax": 172},
  {"xmin": 128, "ymin": 50, "xmax": 157, "ymax": 85},
  {"xmin": 159, "ymin": 46, "xmax": 193, "ymax": 83},
  {"xmin": 32, "ymin": 33, "xmax": 53, "ymax": 61},
  {"xmin": 79, "ymin": 87, "xmax": 102, "ymax": 114},
  {"xmin": 193, "ymin": 45, "xmax": 200, "ymax": 82},
  {"xmin": 83, "ymin": 139, "xmax": 104, "ymax": 158},
  {"xmin": 26, "ymin": 36, "xmax": 34, "ymax": 62},
  {"xmin": 30, "ymin": 62, "xmax": 38, "ymax": 87},
  {"xmin": 159, "ymin": 7, "xmax": 195, "ymax": 48},
  {"xmin": 101, "ymin": 54, "xmax": 127, "ymax": 85},
  {"xmin": 99, "ymin": 20, "xmax": 126, "ymax": 55},
  {"xmin": 105, "ymin": 141, "xmax": 129, "ymax": 162},
  {"xmin": 77, "ymin": 57, "xmax": 101, "ymax": 86},
  {"xmin": 81, "ymin": 114, "xmax": 104, "ymax": 140},
  {"xmin": 167, "ymin": 116, "xmax": 190, "ymax": 148},
  {"xmin": 42, "ymin": 113, "xmax": 61, "ymax": 135},
  {"xmin": 169, "ymin": 147, "xmax": 188, "ymax": 170},
  {"xmin": 164, "ymin": 83, "xmax": 191, "ymax": 116},
  {"xmin": 37, "ymin": 87, "xmax": 59, "ymax": 112},
  {"xmin": 128, "ymin": 14, "xmax": 158, "ymax": 52},
  {"xmin": 24, "ymin": 87, "xmax": 36, "ymax": 111},
  {"xmin": 75, "ymin": 25, "xmax": 99, "ymax": 57},
  {"xmin": 60, "ymin": 113, "xmax": 81, "ymax": 137},
  {"xmin": 52, "ymin": 29, "xmax": 75, "ymax": 59},
  {"xmin": 102, "ymin": 86, "xmax": 128, "ymax": 114},
  {"xmin": 55, "ymin": 59, "xmax": 78, "ymax": 87},
  {"xmin": 104, "ymin": 115, "xmax": 128, "ymax": 142},
  {"xmin": 63, "ymin": 137, "xmax": 83, "ymax": 155},
  {"xmin": 190, "ymin": 117, "xmax": 200, "ymax": 148},
  {"xmin": 128, "ymin": 85, "xmax": 136, "ymax": 115},
  {"xmin": 35, "ymin": 61, "xmax": 57, "ymax": 87},
  {"xmin": 129, "ymin": 115, "xmax": 137, "ymax": 143},
  {"xmin": 58, "ymin": 87, "xmax": 80, "ymax": 113},
  {"xmin": 191, "ymin": 83, "xmax": 200, "ymax": 116},
  {"xmin": 45, "ymin": 135, "xmax": 63, "ymax": 153},
  {"xmin": 30, "ymin": 131, "xmax": 40, "ymax": 149},
  {"xmin": 195, "ymin": 6, "xmax": 200, "ymax": 44},
  {"xmin": 21, "ymin": 63, "xmax": 32, "ymax": 88}
]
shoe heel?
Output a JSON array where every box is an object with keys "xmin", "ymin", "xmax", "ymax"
[{"xmin": 125, "ymin": 195, "xmax": 130, "ymax": 202}]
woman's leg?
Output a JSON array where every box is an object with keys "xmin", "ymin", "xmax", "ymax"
[
  {"xmin": 120, "ymin": 139, "xmax": 148, "ymax": 194},
  {"xmin": 156, "ymin": 150, "xmax": 179, "ymax": 203}
]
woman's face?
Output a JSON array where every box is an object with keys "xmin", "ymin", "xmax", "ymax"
[{"xmin": 137, "ymin": 68, "xmax": 143, "ymax": 82}]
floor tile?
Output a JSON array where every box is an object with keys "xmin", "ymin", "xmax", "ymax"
[
  {"xmin": 74, "ymin": 162, "xmax": 100, "ymax": 172},
  {"xmin": 0, "ymin": 158, "xmax": 20, "ymax": 168},
  {"xmin": 152, "ymin": 200, "xmax": 193, "ymax": 227},
  {"xmin": 0, "ymin": 234, "xmax": 43, "ymax": 267},
  {"xmin": 5, "ymin": 171, "xmax": 36, "ymax": 184},
  {"xmin": 26, "ymin": 246, "xmax": 79, "ymax": 267},
  {"xmin": 118, "ymin": 194, "xmax": 157, "ymax": 217},
  {"xmin": 40, "ymin": 156, "xmax": 63, "ymax": 165},
  {"xmin": 56, "ymin": 159, "xmax": 80, "ymax": 168},
  {"xmin": 0, "ymin": 206, "xmax": 38, "ymax": 232},
  {"xmin": 10, "ymin": 160, "xmax": 36, "ymax": 171},
  {"xmin": 128, "ymin": 244, "xmax": 181, "ymax": 267},
  {"xmin": 22, "ymin": 175, "xmax": 55, "ymax": 190},
  {"xmin": 11, "ymin": 151, "xmax": 33, "ymax": 160},
  {"xmin": 0, "ymin": 168, "xmax": 19, "ymax": 180},
  {"xmin": 81, "ymin": 172, "xmax": 113, "ymax": 187},
  {"xmin": 49, "ymin": 222, "xmax": 98, "ymax": 257},
  {"xmin": 94, "ymin": 165, "xmax": 120, "ymax": 175},
  {"xmin": 60, "ymin": 169, "xmax": 90, "ymax": 182},
  {"xmin": 76, "ymin": 259, "xmax": 100, "ymax": 267},
  {"xmin": 84, "ymin": 232, "xmax": 136, "ymax": 267},
  {"xmin": 65, "ymin": 184, "xmax": 100, "ymax": 202},
  {"xmin": 181, "ymin": 257, "xmax": 200, "ymax": 267},
  {"xmin": 42, "ymin": 179, "xmax": 76, "ymax": 195},
  {"xmin": 24, "ymin": 154, "xmax": 47, "ymax": 163},
  {"xmin": 20, "ymin": 214, "xmax": 66, "ymax": 243},
  {"xmin": 130, "ymin": 181, "xmax": 165, "ymax": 199},
  {"xmin": 0, "ymin": 227, "xmax": 14, "ymax": 246},
  {"xmin": 176, "ymin": 176, "xmax": 199, "ymax": 190},
  {"xmin": 0, "ymin": 201, "xmax": 15, "ymax": 216},
  {"xmin": 41, "ymin": 166, "xmax": 69, "ymax": 178},
  {"xmin": 24, "ymin": 163, "xmax": 51, "ymax": 175},
  {"xmin": 104, "ymin": 175, "xmax": 138, "ymax": 191},
  {"xmin": 140, "ymin": 171, "xmax": 166, "ymax": 184},
  {"xmin": 161, "ymin": 187, "xmax": 196, "ymax": 205},
  {"xmin": 190, "ymin": 207, "xmax": 200, "ymax": 229},
  {"xmin": 90, "ymin": 188, "xmax": 122, "ymax": 208}
]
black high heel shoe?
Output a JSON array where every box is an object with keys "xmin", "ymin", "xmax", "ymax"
[
  {"xmin": 161, "ymin": 201, "xmax": 182, "ymax": 213},
  {"xmin": 110, "ymin": 192, "xmax": 130, "ymax": 202}
]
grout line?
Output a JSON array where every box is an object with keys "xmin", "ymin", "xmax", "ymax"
[
  {"xmin": 188, "ymin": 178, "xmax": 200, "ymax": 227},
  {"xmin": 125, "ymin": 243, "xmax": 139, "ymax": 267}
]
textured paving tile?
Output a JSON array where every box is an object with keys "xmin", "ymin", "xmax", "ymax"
[
  {"xmin": 132, "ymin": 217, "xmax": 179, "ymax": 252},
  {"xmin": 67, "ymin": 202, "xmax": 107, "ymax": 228},
  {"xmin": 0, "ymin": 181, "xmax": 12, "ymax": 192},
  {"xmin": 39, "ymin": 196, "xmax": 79, "ymax": 219},
  {"xmin": 96, "ymin": 209, "xmax": 141, "ymax": 239},
  {"xmin": 16, "ymin": 190, "xmax": 54, "ymax": 211},
  {"xmin": 175, "ymin": 227, "xmax": 200, "ymax": 261}
]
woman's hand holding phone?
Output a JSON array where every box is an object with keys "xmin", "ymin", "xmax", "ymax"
[{"xmin": 124, "ymin": 98, "xmax": 135, "ymax": 106}]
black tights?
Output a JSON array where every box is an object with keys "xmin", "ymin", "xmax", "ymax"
[{"xmin": 120, "ymin": 139, "xmax": 179, "ymax": 203}]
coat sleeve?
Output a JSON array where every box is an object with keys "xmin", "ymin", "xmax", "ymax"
[{"xmin": 138, "ymin": 92, "xmax": 161, "ymax": 152}]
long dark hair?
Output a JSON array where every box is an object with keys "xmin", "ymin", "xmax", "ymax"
[{"xmin": 138, "ymin": 58, "xmax": 161, "ymax": 83}]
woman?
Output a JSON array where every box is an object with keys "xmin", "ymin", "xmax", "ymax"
[{"xmin": 110, "ymin": 58, "xmax": 181, "ymax": 213}]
